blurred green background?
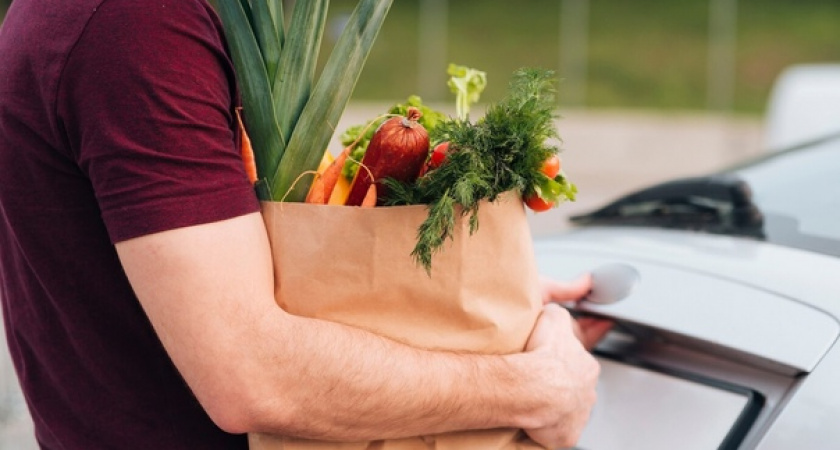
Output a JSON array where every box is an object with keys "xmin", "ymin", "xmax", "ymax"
[
  {"xmin": 2, "ymin": 0, "xmax": 838, "ymax": 115},
  {"xmin": 325, "ymin": 0, "xmax": 840, "ymax": 115}
]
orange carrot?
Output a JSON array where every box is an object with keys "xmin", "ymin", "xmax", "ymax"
[
  {"xmin": 235, "ymin": 107, "xmax": 258, "ymax": 185},
  {"xmin": 361, "ymin": 184, "xmax": 377, "ymax": 208},
  {"xmin": 305, "ymin": 175, "xmax": 326, "ymax": 204},
  {"xmin": 321, "ymin": 147, "xmax": 351, "ymax": 202}
]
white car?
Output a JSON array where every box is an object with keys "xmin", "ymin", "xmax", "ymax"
[{"xmin": 536, "ymin": 65, "xmax": 840, "ymax": 450}]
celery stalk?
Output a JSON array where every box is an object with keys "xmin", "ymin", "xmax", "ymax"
[{"xmin": 447, "ymin": 64, "xmax": 487, "ymax": 121}]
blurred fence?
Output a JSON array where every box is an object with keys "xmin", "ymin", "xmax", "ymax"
[
  {"xmin": 330, "ymin": 0, "xmax": 840, "ymax": 113},
  {"xmin": 558, "ymin": 0, "xmax": 738, "ymax": 111},
  {"xmin": 3, "ymin": 0, "xmax": 837, "ymax": 111}
]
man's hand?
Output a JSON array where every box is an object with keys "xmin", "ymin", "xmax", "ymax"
[
  {"xmin": 519, "ymin": 275, "xmax": 613, "ymax": 448},
  {"xmin": 540, "ymin": 275, "xmax": 613, "ymax": 350},
  {"xmin": 522, "ymin": 304, "xmax": 599, "ymax": 448},
  {"xmin": 539, "ymin": 274, "xmax": 593, "ymax": 305}
]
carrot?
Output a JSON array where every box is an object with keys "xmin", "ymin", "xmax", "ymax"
[
  {"xmin": 360, "ymin": 183, "xmax": 377, "ymax": 208},
  {"xmin": 305, "ymin": 175, "xmax": 326, "ymax": 204},
  {"xmin": 321, "ymin": 147, "xmax": 351, "ymax": 202},
  {"xmin": 304, "ymin": 147, "xmax": 350, "ymax": 204},
  {"xmin": 235, "ymin": 107, "xmax": 258, "ymax": 184}
]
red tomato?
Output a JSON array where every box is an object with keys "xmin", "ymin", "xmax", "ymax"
[
  {"xmin": 540, "ymin": 154, "xmax": 561, "ymax": 179},
  {"xmin": 429, "ymin": 142, "xmax": 450, "ymax": 168},
  {"xmin": 525, "ymin": 193, "xmax": 555, "ymax": 212}
]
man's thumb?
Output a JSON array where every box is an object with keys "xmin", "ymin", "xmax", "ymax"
[{"xmin": 525, "ymin": 303, "xmax": 570, "ymax": 352}]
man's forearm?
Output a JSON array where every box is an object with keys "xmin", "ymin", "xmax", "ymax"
[
  {"xmin": 116, "ymin": 213, "xmax": 554, "ymax": 440},
  {"xmin": 236, "ymin": 307, "xmax": 542, "ymax": 440}
]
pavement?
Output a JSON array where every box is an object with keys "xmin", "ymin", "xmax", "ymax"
[{"xmin": 0, "ymin": 107, "xmax": 765, "ymax": 449}]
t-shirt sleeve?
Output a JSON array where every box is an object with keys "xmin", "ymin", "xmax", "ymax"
[{"xmin": 57, "ymin": 0, "xmax": 260, "ymax": 243}]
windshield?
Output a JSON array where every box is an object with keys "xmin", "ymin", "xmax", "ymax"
[{"xmin": 726, "ymin": 137, "xmax": 840, "ymax": 257}]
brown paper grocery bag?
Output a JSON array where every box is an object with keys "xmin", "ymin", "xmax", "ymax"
[{"xmin": 253, "ymin": 191, "xmax": 544, "ymax": 450}]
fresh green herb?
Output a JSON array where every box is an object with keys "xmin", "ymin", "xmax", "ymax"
[
  {"xmin": 384, "ymin": 67, "xmax": 575, "ymax": 272},
  {"xmin": 393, "ymin": 95, "xmax": 447, "ymax": 132},
  {"xmin": 534, "ymin": 172, "xmax": 578, "ymax": 203},
  {"xmin": 340, "ymin": 143, "xmax": 368, "ymax": 181}
]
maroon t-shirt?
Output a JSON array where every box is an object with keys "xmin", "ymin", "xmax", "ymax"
[{"xmin": 0, "ymin": 0, "xmax": 259, "ymax": 448}]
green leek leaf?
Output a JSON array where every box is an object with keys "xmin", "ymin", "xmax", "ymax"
[
  {"xmin": 236, "ymin": 0, "xmax": 254, "ymax": 30},
  {"xmin": 249, "ymin": 0, "xmax": 282, "ymax": 84},
  {"xmin": 268, "ymin": 0, "xmax": 285, "ymax": 49},
  {"xmin": 213, "ymin": 0, "xmax": 286, "ymax": 187},
  {"xmin": 272, "ymin": 0, "xmax": 329, "ymax": 144},
  {"xmin": 272, "ymin": 0, "xmax": 394, "ymax": 202}
]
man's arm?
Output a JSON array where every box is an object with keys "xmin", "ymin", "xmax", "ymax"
[{"xmin": 116, "ymin": 211, "xmax": 600, "ymax": 446}]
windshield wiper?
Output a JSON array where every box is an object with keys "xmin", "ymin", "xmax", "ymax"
[{"xmin": 570, "ymin": 173, "xmax": 765, "ymax": 238}]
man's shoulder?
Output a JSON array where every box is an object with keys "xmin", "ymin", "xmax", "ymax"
[{"xmin": 0, "ymin": 0, "xmax": 104, "ymax": 62}]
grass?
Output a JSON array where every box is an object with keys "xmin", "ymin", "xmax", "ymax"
[
  {"xmin": 3, "ymin": 0, "xmax": 837, "ymax": 114},
  {"xmin": 326, "ymin": 0, "xmax": 840, "ymax": 114}
]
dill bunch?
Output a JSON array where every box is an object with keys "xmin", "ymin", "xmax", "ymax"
[{"xmin": 384, "ymin": 67, "xmax": 566, "ymax": 271}]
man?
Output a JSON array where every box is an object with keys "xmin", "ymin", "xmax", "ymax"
[{"xmin": 0, "ymin": 0, "xmax": 610, "ymax": 449}]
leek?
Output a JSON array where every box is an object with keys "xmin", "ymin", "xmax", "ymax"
[
  {"xmin": 213, "ymin": 0, "xmax": 393, "ymax": 201},
  {"xmin": 271, "ymin": 0, "xmax": 392, "ymax": 202},
  {"xmin": 211, "ymin": 0, "xmax": 285, "ymax": 186}
]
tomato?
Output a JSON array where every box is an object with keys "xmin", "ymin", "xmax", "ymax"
[
  {"xmin": 525, "ymin": 193, "xmax": 555, "ymax": 212},
  {"xmin": 540, "ymin": 154, "xmax": 561, "ymax": 179},
  {"xmin": 419, "ymin": 142, "xmax": 451, "ymax": 177},
  {"xmin": 429, "ymin": 142, "xmax": 450, "ymax": 169}
]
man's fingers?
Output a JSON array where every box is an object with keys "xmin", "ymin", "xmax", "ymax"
[
  {"xmin": 525, "ymin": 303, "xmax": 574, "ymax": 352},
  {"xmin": 542, "ymin": 302, "xmax": 572, "ymax": 323},
  {"xmin": 539, "ymin": 274, "xmax": 593, "ymax": 305},
  {"xmin": 576, "ymin": 317, "xmax": 614, "ymax": 350}
]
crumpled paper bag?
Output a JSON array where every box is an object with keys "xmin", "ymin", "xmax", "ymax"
[{"xmin": 253, "ymin": 192, "xmax": 544, "ymax": 450}]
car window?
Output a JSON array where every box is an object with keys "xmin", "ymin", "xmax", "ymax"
[
  {"xmin": 577, "ymin": 356, "xmax": 761, "ymax": 450},
  {"xmin": 732, "ymin": 139, "xmax": 840, "ymax": 256}
]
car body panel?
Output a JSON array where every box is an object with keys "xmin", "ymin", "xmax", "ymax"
[
  {"xmin": 533, "ymin": 226, "xmax": 840, "ymax": 448},
  {"xmin": 535, "ymin": 232, "xmax": 839, "ymax": 374},
  {"xmin": 755, "ymin": 346, "xmax": 840, "ymax": 449},
  {"xmin": 577, "ymin": 357, "xmax": 760, "ymax": 450},
  {"xmin": 535, "ymin": 226, "xmax": 840, "ymax": 324}
]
